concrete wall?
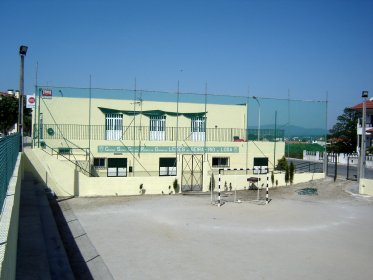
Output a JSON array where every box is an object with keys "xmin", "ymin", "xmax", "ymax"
[
  {"xmin": 0, "ymin": 154, "xmax": 22, "ymax": 280},
  {"xmin": 359, "ymin": 179, "xmax": 373, "ymax": 196},
  {"xmin": 25, "ymin": 148, "xmax": 323, "ymax": 197}
]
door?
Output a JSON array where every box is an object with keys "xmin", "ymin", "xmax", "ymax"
[
  {"xmin": 181, "ymin": 154, "xmax": 203, "ymax": 191},
  {"xmin": 106, "ymin": 114, "xmax": 123, "ymax": 140},
  {"xmin": 149, "ymin": 116, "xmax": 166, "ymax": 141}
]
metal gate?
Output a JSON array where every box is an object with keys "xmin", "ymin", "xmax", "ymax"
[{"xmin": 181, "ymin": 154, "xmax": 203, "ymax": 192}]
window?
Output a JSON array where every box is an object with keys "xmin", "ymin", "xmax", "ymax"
[
  {"xmin": 150, "ymin": 115, "xmax": 166, "ymax": 141},
  {"xmin": 94, "ymin": 158, "xmax": 106, "ymax": 169},
  {"xmin": 159, "ymin": 157, "xmax": 177, "ymax": 176},
  {"xmin": 107, "ymin": 158, "xmax": 127, "ymax": 177},
  {"xmin": 253, "ymin": 157, "xmax": 268, "ymax": 174},
  {"xmin": 106, "ymin": 113, "xmax": 123, "ymax": 140},
  {"xmin": 191, "ymin": 117, "xmax": 206, "ymax": 141},
  {"xmin": 212, "ymin": 157, "xmax": 229, "ymax": 168}
]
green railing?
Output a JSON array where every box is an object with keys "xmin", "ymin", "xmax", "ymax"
[
  {"xmin": 0, "ymin": 134, "xmax": 20, "ymax": 212},
  {"xmin": 36, "ymin": 124, "xmax": 283, "ymax": 142}
]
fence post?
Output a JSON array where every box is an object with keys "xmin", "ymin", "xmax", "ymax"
[{"xmin": 334, "ymin": 153, "xmax": 337, "ymax": 182}]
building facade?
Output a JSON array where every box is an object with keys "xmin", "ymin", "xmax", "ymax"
[{"xmin": 32, "ymin": 87, "xmax": 285, "ymax": 194}]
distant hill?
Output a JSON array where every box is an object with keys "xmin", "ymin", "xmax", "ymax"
[{"xmin": 249, "ymin": 124, "xmax": 327, "ymax": 137}]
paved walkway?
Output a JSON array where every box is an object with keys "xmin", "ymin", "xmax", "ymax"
[
  {"xmin": 16, "ymin": 171, "xmax": 113, "ymax": 280},
  {"xmin": 16, "ymin": 172, "xmax": 74, "ymax": 280}
]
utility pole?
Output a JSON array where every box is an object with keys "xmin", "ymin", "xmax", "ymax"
[
  {"xmin": 359, "ymin": 90, "xmax": 368, "ymax": 182},
  {"xmin": 18, "ymin": 45, "xmax": 28, "ymax": 152}
]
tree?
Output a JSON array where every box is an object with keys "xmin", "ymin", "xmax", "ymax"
[
  {"xmin": 285, "ymin": 164, "xmax": 290, "ymax": 185},
  {"xmin": 276, "ymin": 156, "xmax": 288, "ymax": 171},
  {"xmin": 328, "ymin": 108, "xmax": 358, "ymax": 153},
  {"xmin": 289, "ymin": 162, "xmax": 295, "ymax": 184},
  {"xmin": 0, "ymin": 95, "xmax": 32, "ymax": 135},
  {"xmin": 0, "ymin": 95, "xmax": 18, "ymax": 135}
]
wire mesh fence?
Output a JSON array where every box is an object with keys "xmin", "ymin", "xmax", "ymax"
[
  {"xmin": 0, "ymin": 133, "xmax": 20, "ymax": 212},
  {"xmin": 33, "ymin": 86, "xmax": 328, "ymax": 147}
]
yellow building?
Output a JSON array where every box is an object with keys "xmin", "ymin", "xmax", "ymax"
[{"xmin": 32, "ymin": 87, "xmax": 285, "ymax": 195}]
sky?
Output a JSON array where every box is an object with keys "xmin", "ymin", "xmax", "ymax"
[{"xmin": 1, "ymin": 0, "xmax": 372, "ymax": 129}]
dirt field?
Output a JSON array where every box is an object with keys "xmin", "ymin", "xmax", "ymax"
[{"xmin": 68, "ymin": 178, "xmax": 373, "ymax": 280}]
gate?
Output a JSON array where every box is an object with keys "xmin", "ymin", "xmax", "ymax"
[{"xmin": 181, "ymin": 154, "xmax": 203, "ymax": 192}]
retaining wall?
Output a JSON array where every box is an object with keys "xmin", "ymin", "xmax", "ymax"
[{"xmin": 0, "ymin": 154, "xmax": 22, "ymax": 280}]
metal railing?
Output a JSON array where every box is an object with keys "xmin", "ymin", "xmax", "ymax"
[
  {"xmin": 40, "ymin": 142, "xmax": 95, "ymax": 177},
  {"xmin": 0, "ymin": 134, "xmax": 20, "ymax": 212},
  {"xmin": 36, "ymin": 124, "xmax": 283, "ymax": 142}
]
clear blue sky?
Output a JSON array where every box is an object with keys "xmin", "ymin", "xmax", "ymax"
[{"xmin": 1, "ymin": 0, "xmax": 372, "ymax": 128}]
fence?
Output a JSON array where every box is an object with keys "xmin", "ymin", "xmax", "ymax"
[
  {"xmin": 0, "ymin": 134, "xmax": 20, "ymax": 212},
  {"xmin": 33, "ymin": 86, "xmax": 327, "ymax": 148}
]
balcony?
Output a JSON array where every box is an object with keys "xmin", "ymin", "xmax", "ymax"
[{"xmin": 35, "ymin": 124, "xmax": 284, "ymax": 143}]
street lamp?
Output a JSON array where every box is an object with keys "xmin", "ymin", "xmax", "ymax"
[
  {"xmin": 359, "ymin": 90, "xmax": 368, "ymax": 182},
  {"xmin": 18, "ymin": 45, "xmax": 28, "ymax": 152},
  {"xmin": 253, "ymin": 96, "xmax": 261, "ymax": 141}
]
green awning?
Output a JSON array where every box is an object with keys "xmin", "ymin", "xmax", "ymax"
[{"xmin": 98, "ymin": 107, "xmax": 206, "ymax": 119}]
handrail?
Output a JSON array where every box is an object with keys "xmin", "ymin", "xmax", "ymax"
[{"xmin": 40, "ymin": 143, "xmax": 96, "ymax": 177}]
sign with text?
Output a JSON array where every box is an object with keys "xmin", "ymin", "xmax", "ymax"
[
  {"xmin": 41, "ymin": 89, "xmax": 52, "ymax": 99},
  {"xmin": 97, "ymin": 145, "xmax": 239, "ymax": 154}
]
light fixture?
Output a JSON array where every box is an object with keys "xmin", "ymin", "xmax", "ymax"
[
  {"xmin": 362, "ymin": 91, "xmax": 368, "ymax": 98},
  {"xmin": 19, "ymin": 45, "xmax": 28, "ymax": 56}
]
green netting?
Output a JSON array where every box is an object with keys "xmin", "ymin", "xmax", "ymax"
[
  {"xmin": 97, "ymin": 107, "xmax": 205, "ymax": 118},
  {"xmin": 34, "ymin": 86, "xmax": 327, "ymax": 145}
]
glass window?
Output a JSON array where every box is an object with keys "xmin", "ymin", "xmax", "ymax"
[
  {"xmin": 94, "ymin": 158, "xmax": 106, "ymax": 169},
  {"xmin": 212, "ymin": 157, "xmax": 229, "ymax": 168},
  {"xmin": 159, "ymin": 157, "xmax": 177, "ymax": 176}
]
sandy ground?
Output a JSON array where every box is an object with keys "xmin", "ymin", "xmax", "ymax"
[{"xmin": 68, "ymin": 178, "xmax": 373, "ymax": 280}]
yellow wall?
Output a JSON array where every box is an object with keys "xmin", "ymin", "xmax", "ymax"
[
  {"xmin": 36, "ymin": 97, "xmax": 247, "ymax": 129},
  {"xmin": 25, "ymin": 148, "xmax": 324, "ymax": 197}
]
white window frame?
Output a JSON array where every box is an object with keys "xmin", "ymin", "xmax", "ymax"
[
  {"xmin": 191, "ymin": 116, "xmax": 206, "ymax": 141},
  {"xmin": 159, "ymin": 157, "xmax": 177, "ymax": 176},
  {"xmin": 150, "ymin": 115, "xmax": 166, "ymax": 141},
  {"xmin": 105, "ymin": 113, "xmax": 123, "ymax": 140}
]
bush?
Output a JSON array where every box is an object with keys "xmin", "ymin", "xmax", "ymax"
[
  {"xmin": 289, "ymin": 162, "xmax": 295, "ymax": 184},
  {"xmin": 277, "ymin": 156, "xmax": 288, "ymax": 171}
]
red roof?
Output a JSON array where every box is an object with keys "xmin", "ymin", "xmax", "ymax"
[{"xmin": 351, "ymin": 100, "xmax": 373, "ymax": 110}]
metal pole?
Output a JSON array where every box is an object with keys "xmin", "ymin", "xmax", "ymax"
[
  {"xmin": 204, "ymin": 83, "xmax": 207, "ymax": 159},
  {"xmin": 88, "ymin": 75, "xmax": 92, "ymax": 176},
  {"xmin": 253, "ymin": 96, "xmax": 261, "ymax": 141},
  {"xmin": 273, "ymin": 111, "xmax": 277, "ymax": 169},
  {"xmin": 176, "ymin": 81, "xmax": 180, "ymax": 192},
  {"xmin": 359, "ymin": 91, "xmax": 368, "ymax": 182},
  {"xmin": 18, "ymin": 54, "xmax": 25, "ymax": 152},
  {"xmin": 334, "ymin": 153, "xmax": 337, "ymax": 182}
]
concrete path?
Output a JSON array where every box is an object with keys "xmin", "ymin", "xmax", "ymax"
[
  {"xmin": 16, "ymin": 172, "xmax": 74, "ymax": 280},
  {"xmin": 16, "ymin": 171, "xmax": 113, "ymax": 280}
]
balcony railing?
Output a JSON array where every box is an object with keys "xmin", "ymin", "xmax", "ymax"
[{"xmin": 34, "ymin": 124, "xmax": 283, "ymax": 142}]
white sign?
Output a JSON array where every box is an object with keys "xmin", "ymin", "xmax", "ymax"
[{"xmin": 26, "ymin": 94, "xmax": 35, "ymax": 109}]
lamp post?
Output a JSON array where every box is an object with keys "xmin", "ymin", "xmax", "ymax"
[
  {"xmin": 253, "ymin": 96, "xmax": 261, "ymax": 141},
  {"xmin": 18, "ymin": 45, "xmax": 28, "ymax": 152},
  {"xmin": 359, "ymin": 90, "xmax": 369, "ymax": 182}
]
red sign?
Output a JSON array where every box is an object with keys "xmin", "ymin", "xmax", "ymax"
[{"xmin": 42, "ymin": 89, "xmax": 52, "ymax": 98}]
